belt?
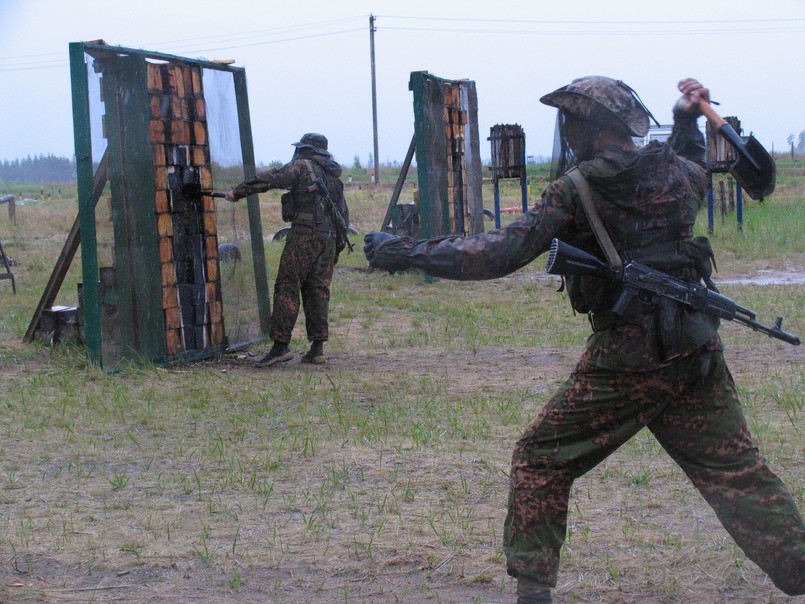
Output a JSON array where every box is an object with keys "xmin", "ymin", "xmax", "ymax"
[
  {"xmin": 589, "ymin": 299, "xmax": 656, "ymax": 332},
  {"xmin": 588, "ymin": 311, "xmax": 616, "ymax": 332},
  {"xmin": 291, "ymin": 213, "xmax": 333, "ymax": 235}
]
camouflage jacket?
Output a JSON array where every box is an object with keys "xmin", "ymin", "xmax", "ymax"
[
  {"xmin": 234, "ymin": 152, "xmax": 348, "ymax": 230},
  {"xmin": 374, "ymin": 113, "xmax": 719, "ymax": 370}
]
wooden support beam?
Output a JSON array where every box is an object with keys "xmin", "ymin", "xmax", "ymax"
[
  {"xmin": 380, "ymin": 133, "xmax": 416, "ymax": 233},
  {"xmin": 23, "ymin": 150, "xmax": 109, "ymax": 342}
]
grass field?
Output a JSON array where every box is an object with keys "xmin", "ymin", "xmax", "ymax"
[{"xmin": 0, "ymin": 159, "xmax": 802, "ymax": 603}]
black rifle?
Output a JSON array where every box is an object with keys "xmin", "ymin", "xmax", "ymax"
[
  {"xmin": 545, "ymin": 238, "xmax": 800, "ymax": 346},
  {"xmin": 312, "ymin": 177, "xmax": 354, "ymax": 254}
]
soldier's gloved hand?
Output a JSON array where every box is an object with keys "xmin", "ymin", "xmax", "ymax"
[
  {"xmin": 363, "ymin": 232, "xmax": 399, "ymax": 264},
  {"xmin": 674, "ymin": 78, "xmax": 710, "ymax": 117}
]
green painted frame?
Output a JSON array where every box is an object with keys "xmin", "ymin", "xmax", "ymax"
[
  {"xmin": 408, "ymin": 71, "xmax": 484, "ymax": 240},
  {"xmin": 68, "ymin": 42, "xmax": 269, "ymax": 369}
]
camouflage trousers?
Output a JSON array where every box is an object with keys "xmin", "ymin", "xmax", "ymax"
[
  {"xmin": 504, "ymin": 342, "xmax": 805, "ymax": 595},
  {"xmin": 270, "ymin": 226, "xmax": 336, "ymax": 344}
]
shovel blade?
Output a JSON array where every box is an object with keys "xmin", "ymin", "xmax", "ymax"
[{"xmin": 729, "ymin": 135, "xmax": 776, "ymax": 201}]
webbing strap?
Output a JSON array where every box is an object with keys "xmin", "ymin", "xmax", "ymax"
[
  {"xmin": 567, "ymin": 167, "xmax": 622, "ymax": 271},
  {"xmin": 302, "ymin": 159, "xmax": 319, "ymax": 188}
]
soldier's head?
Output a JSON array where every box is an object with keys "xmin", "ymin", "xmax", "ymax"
[
  {"xmin": 541, "ymin": 76, "xmax": 654, "ymax": 163},
  {"xmin": 292, "ymin": 133, "xmax": 331, "ymax": 157}
]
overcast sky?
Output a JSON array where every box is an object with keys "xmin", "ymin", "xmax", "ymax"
[{"xmin": 1, "ymin": 0, "xmax": 803, "ymax": 167}]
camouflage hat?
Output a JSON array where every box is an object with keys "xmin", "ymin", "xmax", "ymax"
[
  {"xmin": 292, "ymin": 133, "xmax": 331, "ymax": 156},
  {"xmin": 540, "ymin": 76, "xmax": 650, "ymax": 137}
]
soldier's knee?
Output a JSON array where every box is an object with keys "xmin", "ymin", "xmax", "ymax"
[
  {"xmin": 772, "ymin": 572, "xmax": 805, "ymax": 596},
  {"xmin": 763, "ymin": 553, "xmax": 805, "ymax": 596}
]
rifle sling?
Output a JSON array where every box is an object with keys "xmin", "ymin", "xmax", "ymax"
[{"xmin": 567, "ymin": 167, "xmax": 622, "ymax": 271}]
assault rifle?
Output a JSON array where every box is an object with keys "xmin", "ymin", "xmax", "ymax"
[
  {"xmin": 312, "ymin": 177, "xmax": 354, "ymax": 254},
  {"xmin": 545, "ymin": 238, "xmax": 800, "ymax": 346}
]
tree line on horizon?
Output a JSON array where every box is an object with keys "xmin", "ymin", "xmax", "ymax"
[{"xmin": 0, "ymin": 155, "xmax": 76, "ymax": 184}]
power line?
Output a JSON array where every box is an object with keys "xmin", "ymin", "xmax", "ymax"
[
  {"xmin": 376, "ymin": 14, "xmax": 805, "ymax": 25},
  {"xmin": 380, "ymin": 25, "xmax": 805, "ymax": 36},
  {"xmin": 0, "ymin": 16, "xmax": 366, "ymax": 69},
  {"xmin": 0, "ymin": 25, "xmax": 365, "ymax": 73},
  {"xmin": 374, "ymin": 14, "xmax": 805, "ymax": 36},
  {"xmin": 161, "ymin": 26, "xmax": 364, "ymax": 55}
]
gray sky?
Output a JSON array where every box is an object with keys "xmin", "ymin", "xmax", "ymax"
[{"xmin": 1, "ymin": 0, "xmax": 803, "ymax": 167}]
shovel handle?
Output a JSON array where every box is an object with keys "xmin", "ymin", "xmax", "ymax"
[
  {"xmin": 698, "ymin": 101, "xmax": 727, "ymax": 130},
  {"xmin": 698, "ymin": 99, "xmax": 763, "ymax": 173}
]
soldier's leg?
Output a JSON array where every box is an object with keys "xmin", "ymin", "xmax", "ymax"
[
  {"xmin": 505, "ymin": 356, "xmax": 680, "ymax": 586},
  {"xmin": 300, "ymin": 238, "xmax": 335, "ymax": 342},
  {"xmin": 270, "ymin": 231, "xmax": 317, "ymax": 343},
  {"xmin": 649, "ymin": 349, "xmax": 805, "ymax": 595}
]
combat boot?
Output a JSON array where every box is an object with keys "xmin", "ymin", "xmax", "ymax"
[
  {"xmin": 516, "ymin": 577, "xmax": 552, "ymax": 604},
  {"xmin": 257, "ymin": 342, "xmax": 293, "ymax": 366},
  {"xmin": 301, "ymin": 340, "xmax": 326, "ymax": 364}
]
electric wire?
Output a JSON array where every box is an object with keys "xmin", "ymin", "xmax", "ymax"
[{"xmin": 1, "ymin": 13, "xmax": 803, "ymax": 73}]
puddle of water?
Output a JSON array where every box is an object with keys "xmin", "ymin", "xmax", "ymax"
[
  {"xmin": 717, "ymin": 270, "xmax": 805, "ymax": 286},
  {"xmin": 515, "ymin": 269, "xmax": 805, "ymax": 286}
]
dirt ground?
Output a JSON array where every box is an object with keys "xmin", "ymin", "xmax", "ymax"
[
  {"xmin": 0, "ymin": 328, "xmax": 802, "ymax": 603},
  {"xmin": 0, "ymin": 252, "xmax": 802, "ymax": 604}
]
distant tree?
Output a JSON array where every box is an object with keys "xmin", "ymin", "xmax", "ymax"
[
  {"xmin": 798, "ymin": 130, "xmax": 805, "ymax": 152},
  {"xmin": 352, "ymin": 155, "xmax": 362, "ymax": 170},
  {"xmin": 0, "ymin": 154, "xmax": 76, "ymax": 183}
]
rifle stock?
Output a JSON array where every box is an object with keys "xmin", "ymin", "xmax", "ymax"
[{"xmin": 546, "ymin": 239, "xmax": 800, "ymax": 346}]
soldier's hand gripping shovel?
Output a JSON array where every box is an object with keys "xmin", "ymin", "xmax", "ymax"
[
  {"xmin": 699, "ymin": 101, "xmax": 776, "ymax": 200},
  {"xmin": 197, "ymin": 190, "xmax": 228, "ymax": 199}
]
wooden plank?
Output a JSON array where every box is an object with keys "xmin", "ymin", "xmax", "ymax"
[
  {"xmin": 191, "ymin": 66, "xmax": 203, "ymax": 97},
  {"xmin": 193, "ymin": 98, "xmax": 206, "ymax": 121},
  {"xmin": 190, "ymin": 145, "xmax": 206, "ymax": 166},
  {"xmin": 161, "ymin": 262, "xmax": 177, "ymax": 286},
  {"xmin": 380, "ymin": 133, "xmax": 416, "ymax": 232},
  {"xmin": 162, "ymin": 285, "xmax": 178, "ymax": 309},
  {"xmin": 150, "ymin": 120, "xmax": 166, "ymax": 143},
  {"xmin": 23, "ymin": 151, "xmax": 109, "ymax": 342},
  {"xmin": 193, "ymin": 122, "xmax": 207, "ymax": 145},
  {"xmin": 155, "ymin": 190, "xmax": 170, "ymax": 213},
  {"xmin": 158, "ymin": 237, "xmax": 173, "ymax": 263},
  {"xmin": 210, "ymin": 321, "xmax": 224, "ymax": 346},
  {"xmin": 166, "ymin": 328, "xmax": 181, "ymax": 355}
]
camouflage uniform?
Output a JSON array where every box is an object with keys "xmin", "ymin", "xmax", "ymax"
[
  {"xmin": 252, "ymin": 149, "xmax": 345, "ymax": 344},
  {"xmin": 369, "ymin": 93, "xmax": 805, "ymax": 593}
]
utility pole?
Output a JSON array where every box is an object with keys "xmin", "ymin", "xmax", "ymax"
[{"xmin": 369, "ymin": 14, "xmax": 380, "ymax": 185}]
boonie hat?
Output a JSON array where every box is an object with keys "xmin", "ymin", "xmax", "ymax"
[
  {"xmin": 292, "ymin": 133, "xmax": 331, "ymax": 156},
  {"xmin": 540, "ymin": 76, "xmax": 651, "ymax": 137}
]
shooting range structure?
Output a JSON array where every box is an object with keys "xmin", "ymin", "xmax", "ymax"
[
  {"xmin": 488, "ymin": 124, "xmax": 528, "ymax": 228},
  {"xmin": 0, "ymin": 195, "xmax": 15, "ymax": 294},
  {"xmin": 24, "ymin": 42, "xmax": 271, "ymax": 370},
  {"xmin": 706, "ymin": 115, "xmax": 745, "ymax": 233},
  {"xmin": 382, "ymin": 72, "xmax": 485, "ymax": 239},
  {"xmin": 0, "ymin": 240, "xmax": 15, "ymax": 295}
]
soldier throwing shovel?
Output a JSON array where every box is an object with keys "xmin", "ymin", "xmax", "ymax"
[{"xmin": 364, "ymin": 77, "xmax": 804, "ymax": 603}]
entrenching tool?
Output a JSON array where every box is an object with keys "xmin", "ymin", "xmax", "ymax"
[
  {"xmin": 699, "ymin": 101, "xmax": 776, "ymax": 200},
  {"xmin": 181, "ymin": 182, "xmax": 227, "ymax": 199},
  {"xmin": 197, "ymin": 190, "xmax": 228, "ymax": 199}
]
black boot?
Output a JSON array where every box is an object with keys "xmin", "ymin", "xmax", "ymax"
[
  {"xmin": 257, "ymin": 341, "xmax": 293, "ymax": 366},
  {"xmin": 516, "ymin": 577, "xmax": 552, "ymax": 604},
  {"xmin": 301, "ymin": 340, "xmax": 326, "ymax": 364}
]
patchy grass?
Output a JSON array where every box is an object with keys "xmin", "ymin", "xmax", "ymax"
[{"xmin": 0, "ymin": 163, "xmax": 802, "ymax": 603}]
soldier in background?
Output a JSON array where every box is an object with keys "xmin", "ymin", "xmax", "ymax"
[
  {"xmin": 226, "ymin": 133, "xmax": 348, "ymax": 366},
  {"xmin": 363, "ymin": 78, "xmax": 804, "ymax": 603}
]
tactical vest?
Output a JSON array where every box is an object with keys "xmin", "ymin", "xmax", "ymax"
[
  {"xmin": 563, "ymin": 168, "xmax": 717, "ymax": 315},
  {"xmin": 289, "ymin": 159, "xmax": 335, "ymax": 235}
]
